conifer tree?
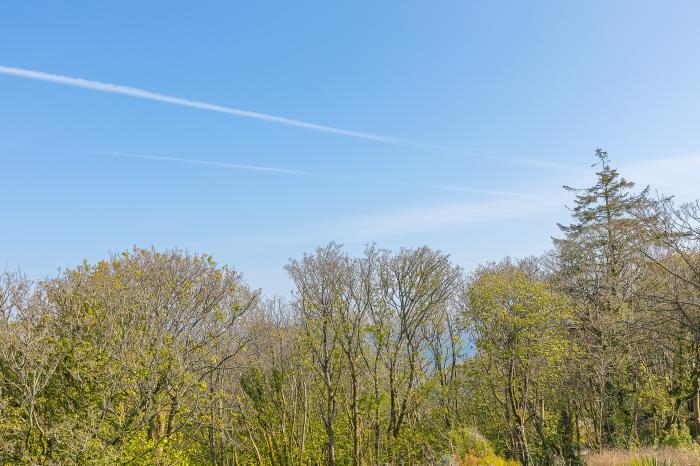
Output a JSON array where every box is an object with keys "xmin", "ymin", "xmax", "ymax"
[{"xmin": 553, "ymin": 148, "xmax": 650, "ymax": 448}]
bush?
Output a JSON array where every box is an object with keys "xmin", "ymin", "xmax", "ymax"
[
  {"xmin": 457, "ymin": 451, "xmax": 520, "ymax": 466},
  {"xmin": 450, "ymin": 427, "xmax": 494, "ymax": 458},
  {"xmin": 435, "ymin": 454, "xmax": 455, "ymax": 466},
  {"xmin": 448, "ymin": 427, "xmax": 519, "ymax": 466},
  {"xmin": 626, "ymin": 456, "xmax": 670, "ymax": 466},
  {"xmin": 660, "ymin": 423, "xmax": 695, "ymax": 449}
]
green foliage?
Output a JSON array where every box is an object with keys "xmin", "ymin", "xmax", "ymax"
[
  {"xmin": 465, "ymin": 262, "xmax": 576, "ymax": 464},
  {"xmin": 626, "ymin": 456, "xmax": 669, "ymax": 466},
  {"xmin": 451, "ymin": 427, "xmax": 495, "ymax": 458},
  {"xmin": 660, "ymin": 423, "xmax": 695, "ymax": 449},
  {"xmin": 457, "ymin": 451, "xmax": 521, "ymax": 466},
  {"xmin": 445, "ymin": 427, "xmax": 520, "ymax": 466},
  {"xmin": 1, "ymin": 150, "xmax": 699, "ymax": 465}
]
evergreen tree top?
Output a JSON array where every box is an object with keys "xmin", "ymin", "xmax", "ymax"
[{"xmin": 557, "ymin": 148, "xmax": 649, "ymax": 236}]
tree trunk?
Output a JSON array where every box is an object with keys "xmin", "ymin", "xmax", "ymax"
[
  {"xmin": 514, "ymin": 421, "xmax": 531, "ymax": 466},
  {"xmin": 327, "ymin": 424, "xmax": 336, "ymax": 466},
  {"xmin": 351, "ymin": 372, "xmax": 360, "ymax": 466},
  {"xmin": 693, "ymin": 381, "xmax": 700, "ymax": 445},
  {"xmin": 326, "ymin": 389, "xmax": 336, "ymax": 466}
]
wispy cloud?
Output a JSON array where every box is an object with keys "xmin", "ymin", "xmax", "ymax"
[
  {"xmin": 624, "ymin": 155, "xmax": 700, "ymax": 200},
  {"xmin": 0, "ymin": 65, "xmax": 415, "ymax": 145},
  {"xmin": 94, "ymin": 150, "xmax": 538, "ymax": 195},
  {"xmin": 330, "ymin": 195, "xmax": 561, "ymax": 239},
  {"xmin": 95, "ymin": 151, "xmax": 337, "ymax": 177}
]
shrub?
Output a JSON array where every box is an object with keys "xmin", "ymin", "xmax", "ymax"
[
  {"xmin": 626, "ymin": 456, "xmax": 669, "ymax": 466},
  {"xmin": 448, "ymin": 427, "xmax": 519, "ymax": 466},
  {"xmin": 450, "ymin": 427, "xmax": 494, "ymax": 458},
  {"xmin": 660, "ymin": 423, "xmax": 695, "ymax": 449},
  {"xmin": 456, "ymin": 451, "xmax": 520, "ymax": 466}
]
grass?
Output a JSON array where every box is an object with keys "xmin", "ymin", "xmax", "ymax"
[{"xmin": 585, "ymin": 448, "xmax": 700, "ymax": 466}]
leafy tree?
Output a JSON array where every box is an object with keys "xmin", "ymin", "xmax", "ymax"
[
  {"xmin": 3, "ymin": 150, "xmax": 700, "ymax": 465},
  {"xmin": 465, "ymin": 261, "xmax": 575, "ymax": 465},
  {"xmin": 553, "ymin": 148, "xmax": 652, "ymax": 448}
]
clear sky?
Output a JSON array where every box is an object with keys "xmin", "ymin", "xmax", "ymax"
[{"xmin": 2, "ymin": 1, "xmax": 700, "ymax": 295}]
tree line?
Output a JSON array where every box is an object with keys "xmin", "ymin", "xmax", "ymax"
[{"xmin": 1, "ymin": 149, "xmax": 699, "ymax": 465}]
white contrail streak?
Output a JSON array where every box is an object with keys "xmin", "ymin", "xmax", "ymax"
[
  {"xmin": 0, "ymin": 65, "xmax": 576, "ymax": 170},
  {"xmin": 96, "ymin": 151, "xmax": 338, "ymax": 177},
  {"xmin": 0, "ymin": 65, "xmax": 415, "ymax": 145},
  {"xmin": 96, "ymin": 151, "xmax": 536, "ymax": 197}
]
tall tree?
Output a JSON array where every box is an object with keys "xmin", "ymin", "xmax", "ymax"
[
  {"xmin": 465, "ymin": 261, "xmax": 575, "ymax": 465},
  {"xmin": 553, "ymin": 148, "xmax": 651, "ymax": 448},
  {"xmin": 286, "ymin": 243, "xmax": 351, "ymax": 466},
  {"xmin": 376, "ymin": 246, "xmax": 461, "ymax": 460},
  {"xmin": 639, "ymin": 198, "xmax": 700, "ymax": 444}
]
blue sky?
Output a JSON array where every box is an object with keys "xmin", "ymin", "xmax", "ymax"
[{"xmin": 2, "ymin": 1, "xmax": 700, "ymax": 295}]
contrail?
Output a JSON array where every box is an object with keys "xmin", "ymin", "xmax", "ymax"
[
  {"xmin": 95, "ymin": 151, "xmax": 340, "ymax": 177},
  {"xmin": 96, "ymin": 151, "xmax": 535, "ymax": 197},
  {"xmin": 0, "ymin": 65, "xmax": 576, "ymax": 170},
  {"xmin": 0, "ymin": 65, "xmax": 415, "ymax": 145}
]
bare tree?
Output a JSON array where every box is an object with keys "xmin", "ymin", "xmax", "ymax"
[
  {"xmin": 286, "ymin": 243, "xmax": 351, "ymax": 466},
  {"xmin": 376, "ymin": 246, "xmax": 461, "ymax": 460},
  {"xmin": 638, "ymin": 199, "xmax": 700, "ymax": 444}
]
